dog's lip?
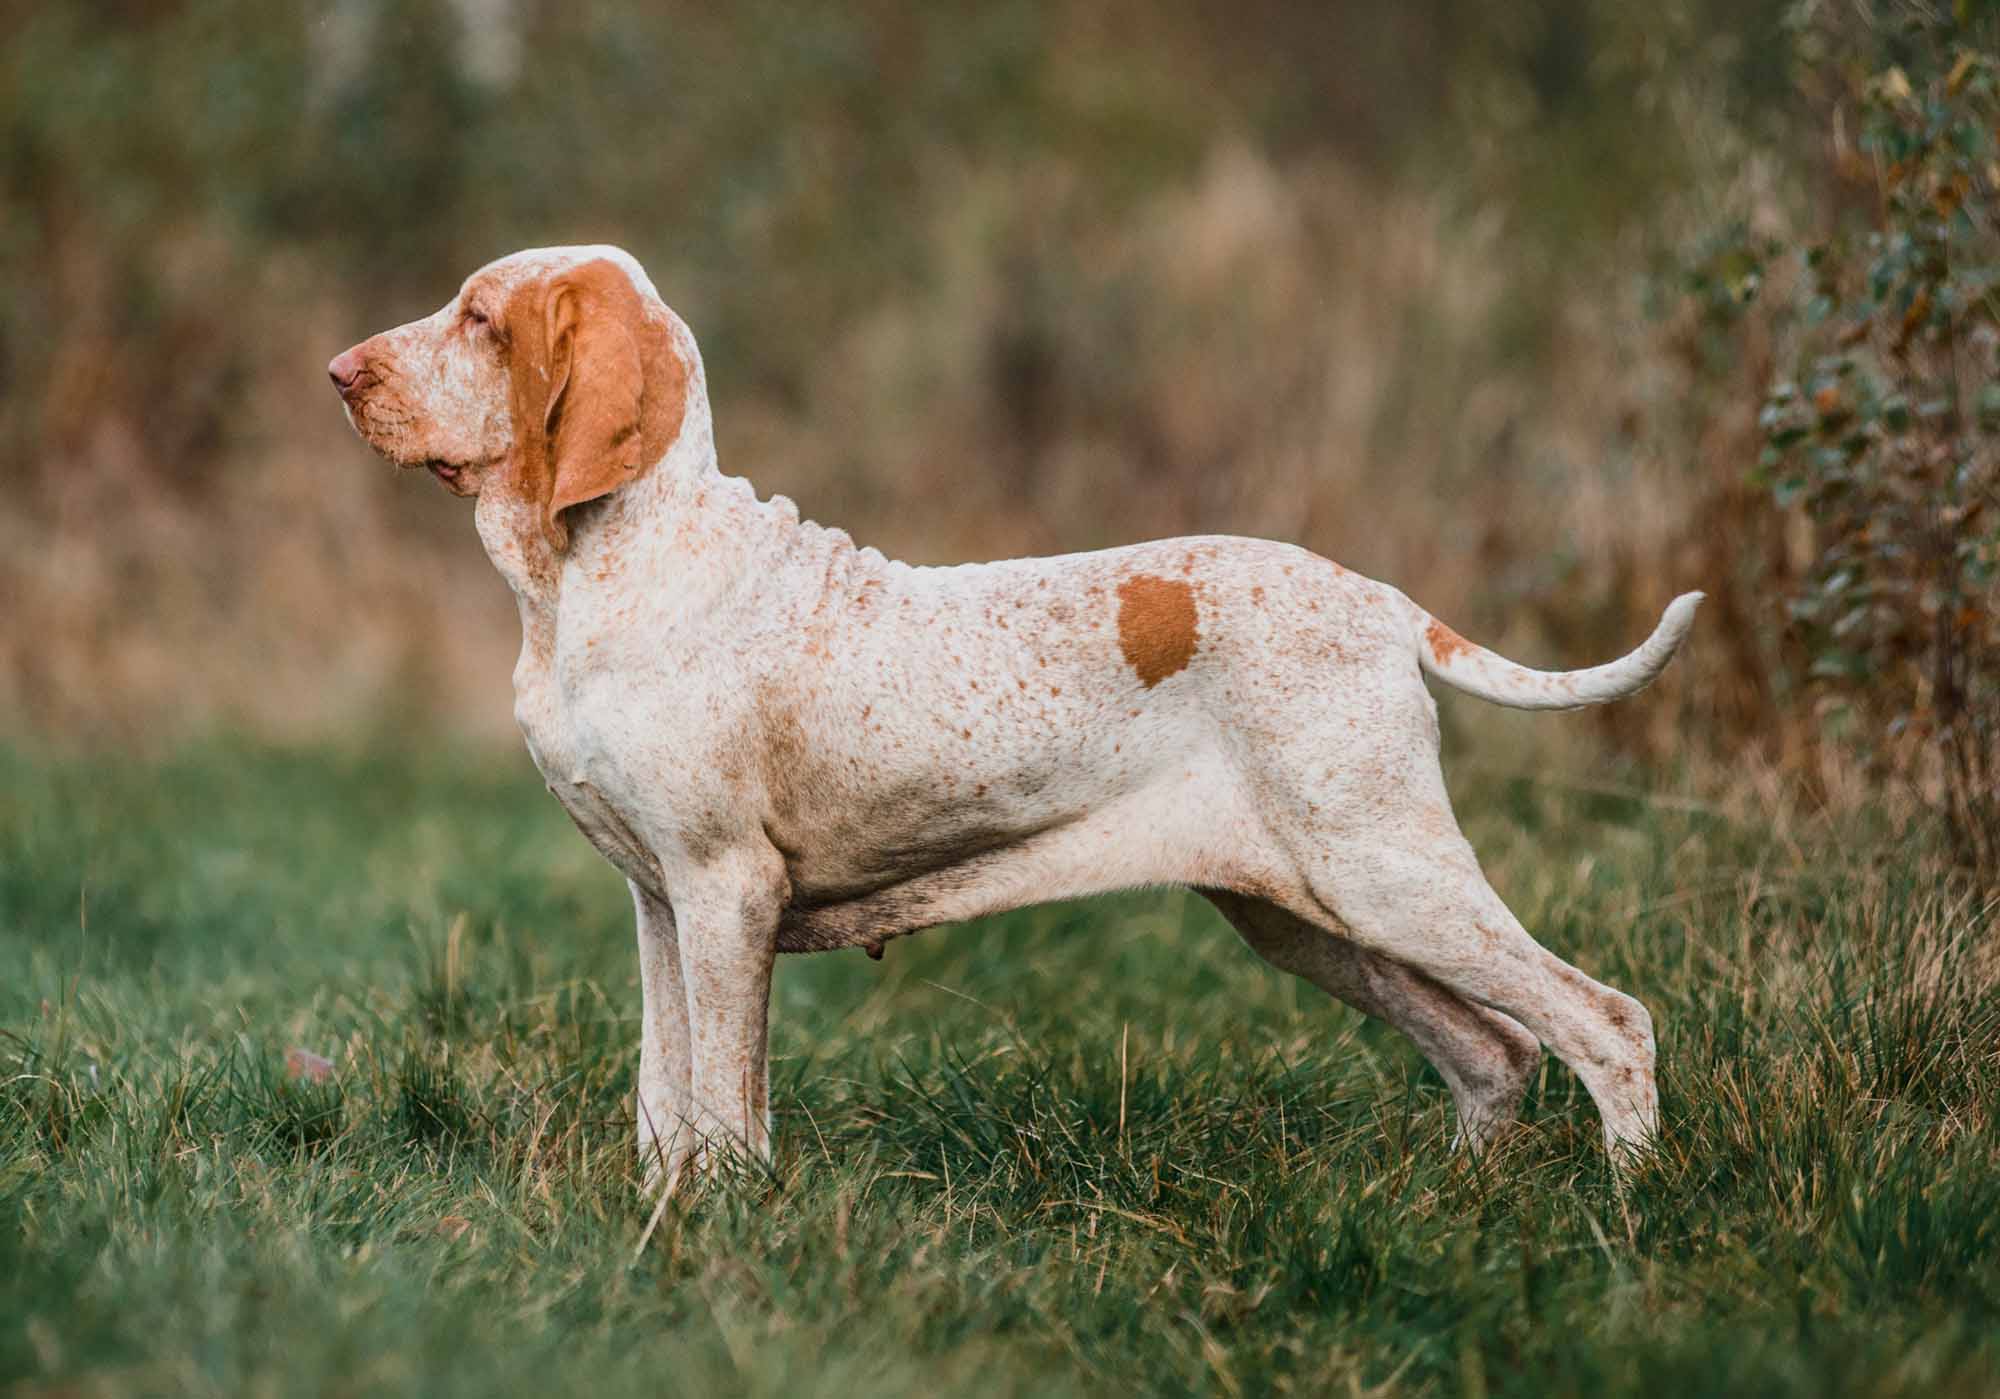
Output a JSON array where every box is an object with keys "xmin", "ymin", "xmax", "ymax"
[{"xmin": 423, "ymin": 459, "xmax": 464, "ymax": 483}]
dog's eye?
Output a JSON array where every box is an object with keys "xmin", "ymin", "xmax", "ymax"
[{"xmin": 462, "ymin": 301, "xmax": 503, "ymax": 336}]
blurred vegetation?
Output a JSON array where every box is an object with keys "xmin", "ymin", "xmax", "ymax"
[
  {"xmin": 0, "ymin": 0, "xmax": 1789, "ymax": 387},
  {"xmin": 1, "ymin": 0, "xmax": 1791, "ymax": 735},
  {"xmin": 1730, "ymin": 3, "xmax": 2000, "ymax": 876},
  {"xmin": 1665, "ymin": 1, "xmax": 2000, "ymax": 879},
  {"xmin": 9, "ymin": 0, "xmax": 2000, "ymax": 878}
]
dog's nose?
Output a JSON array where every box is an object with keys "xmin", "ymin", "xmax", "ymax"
[{"xmin": 327, "ymin": 347, "xmax": 367, "ymax": 397}]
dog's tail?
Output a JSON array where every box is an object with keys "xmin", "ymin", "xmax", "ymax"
[{"xmin": 1408, "ymin": 592, "xmax": 1703, "ymax": 711}]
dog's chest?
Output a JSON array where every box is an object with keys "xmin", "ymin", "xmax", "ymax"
[{"xmin": 513, "ymin": 651, "xmax": 669, "ymax": 895}]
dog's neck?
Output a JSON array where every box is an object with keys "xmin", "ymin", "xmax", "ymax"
[{"xmin": 475, "ymin": 370, "xmax": 843, "ymax": 672}]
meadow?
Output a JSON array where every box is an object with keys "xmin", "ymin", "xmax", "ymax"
[
  {"xmin": 6, "ymin": 4, "xmax": 1998, "ymax": 1394},
  {"xmin": 3, "ymin": 738, "xmax": 1996, "ymax": 1397}
]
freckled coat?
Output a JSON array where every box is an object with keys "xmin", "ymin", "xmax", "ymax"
[{"xmin": 330, "ymin": 244, "xmax": 1702, "ymax": 1193}]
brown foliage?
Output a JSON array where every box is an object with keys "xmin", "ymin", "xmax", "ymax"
[{"xmin": 0, "ymin": 0, "xmax": 1796, "ymax": 778}]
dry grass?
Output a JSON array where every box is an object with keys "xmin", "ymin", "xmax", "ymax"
[{"xmin": 3, "ymin": 143, "xmax": 1768, "ymax": 763}]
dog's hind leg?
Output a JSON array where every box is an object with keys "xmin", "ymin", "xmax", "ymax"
[
  {"xmin": 1205, "ymin": 891, "xmax": 1539, "ymax": 1154},
  {"xmin": 1290, "ymin": 828, "xmax": 1660, "ymax": 1161}
]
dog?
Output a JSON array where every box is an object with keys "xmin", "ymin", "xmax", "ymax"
[{"xmin": 329, "ymin": 244, "xmax": 1700, "ymax": 1187}]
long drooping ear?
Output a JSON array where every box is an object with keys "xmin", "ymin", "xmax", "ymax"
[{"xmin": 508, "ymin": 259, "xmax": 687, "ymax": 551}]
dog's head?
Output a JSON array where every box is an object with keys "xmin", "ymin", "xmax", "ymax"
[{"xmin": 329, "ymin": 246, "xmax": 688, "ymax": 550}]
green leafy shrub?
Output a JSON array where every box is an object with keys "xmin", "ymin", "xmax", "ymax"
[{"xmin": 1747, "ymin": 4, "xmax": 2000, "ymax": 877}]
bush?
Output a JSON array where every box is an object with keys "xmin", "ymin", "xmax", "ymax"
[{"xmin": 1730, "ymin": 3, "xmax": 2000, "ymax": 878}]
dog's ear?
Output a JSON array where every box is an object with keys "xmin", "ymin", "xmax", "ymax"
[{"xmin": 508, "ymin": 260, "xmax": 685, "ymax": 551}]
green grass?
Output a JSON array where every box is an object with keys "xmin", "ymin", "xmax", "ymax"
[{"xmin": 3, "ymin": 741, "xmax": 1997, "ymax": 1397}]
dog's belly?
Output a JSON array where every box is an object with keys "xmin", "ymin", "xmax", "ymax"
[
  {"xmin": 771, "ymin": 750, "xmax": 1282, "ymax": 955},
  {"xmin": 775, "ymin": 861, "xmax": 1009, "ymax": 954},
  {"xmin": 768, "ymin": 776, "xmax": 1079, "ymax": 953},
  {"xmin": 773, "ymin": 817, "xmax": 1081, "ymax": 956}
]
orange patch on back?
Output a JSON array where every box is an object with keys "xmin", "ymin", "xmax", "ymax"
[
  {"xmin": 1426, "ymin": 619, "xmax": 1476, "ymax": 665},
  {"xmin": 1115, "ymin": 574, "xmax": 1199, "ymax": 688}
]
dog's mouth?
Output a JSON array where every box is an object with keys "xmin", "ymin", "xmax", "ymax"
[{"xmin": 412, "ymin": 455, "xmax": 488, "ymax": 498}]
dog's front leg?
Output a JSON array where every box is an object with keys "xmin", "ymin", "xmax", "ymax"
[
  {"xmin": 672, "ymin": 848, "xmax": 785, "ymax": 1178},
  {"xmin": 632, "ymin": 882, "xmax": 694, "ymax": 1191}
]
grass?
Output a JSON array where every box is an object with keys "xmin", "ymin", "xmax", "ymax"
[{"xmin": 2, "ymin": 739, "xmax": 1997, "ymax": 1397}]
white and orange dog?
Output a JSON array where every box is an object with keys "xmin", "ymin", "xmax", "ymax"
[{"xmin": 330, "ymin": 245, "xmax": 1700, "ymax": 1187}]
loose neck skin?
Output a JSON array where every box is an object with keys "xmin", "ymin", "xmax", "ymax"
[{"xmin": 473, "ymin": 352, "xmax": 834, "ymax": 669}]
